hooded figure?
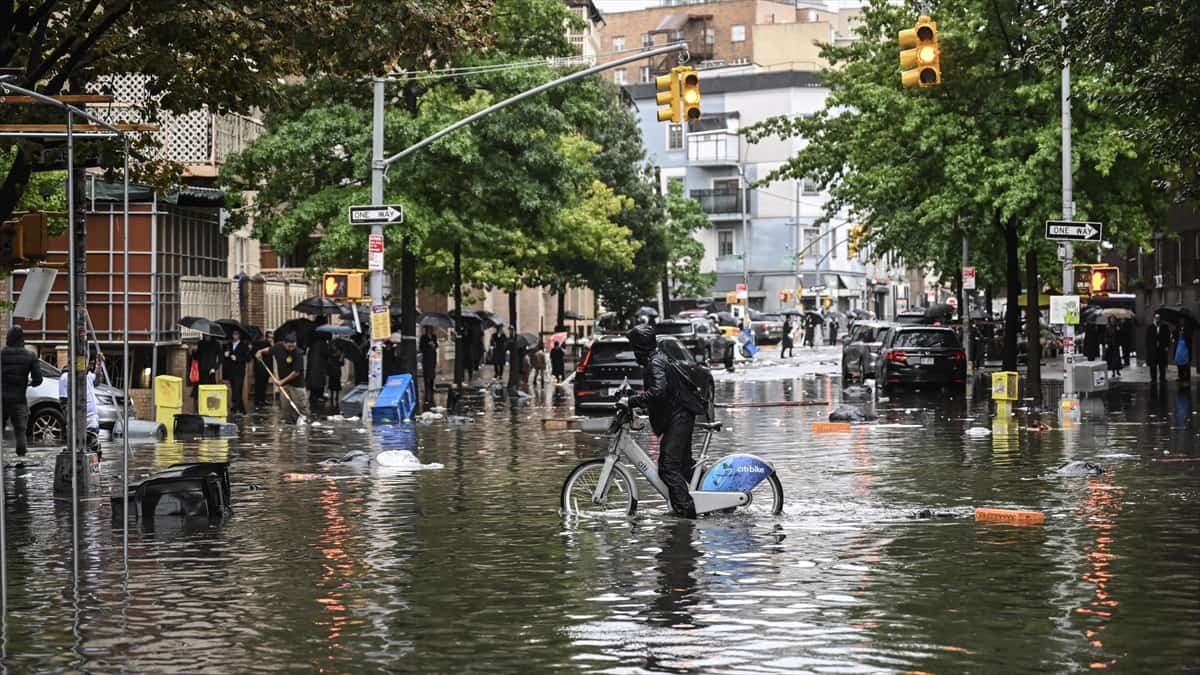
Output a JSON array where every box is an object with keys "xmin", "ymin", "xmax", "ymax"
[{"xmin": 623, "ymin": 325, "xmax": 710, "ymax": 519}]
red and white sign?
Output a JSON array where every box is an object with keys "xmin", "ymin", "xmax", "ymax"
[
  {"xmin": 963, "ymin": 266, "xmax": 976, "ymax": 290},
  {"xmin": 1062, "ymin": 335, "xmax": 1074, "ymax": 355},
  {"xmin": 735, "ymin": 283, "xmax": 748, "ymax": 300},
  {"xmin": 368, "ymin": 233, "xmax": 384, "ymax": 271},
  {"xmin": 947, "ymin": 296, "xmax": 958, "ymax": 309}
]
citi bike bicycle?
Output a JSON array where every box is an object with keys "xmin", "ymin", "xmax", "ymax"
[{"xmin": 560, "ymin": 402, "xmax": 783, "ymax": 517}]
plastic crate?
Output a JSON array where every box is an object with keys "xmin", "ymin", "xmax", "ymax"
[{"xmin": 371, "ymin": 374, "xmax": 417, "ymax": 424}]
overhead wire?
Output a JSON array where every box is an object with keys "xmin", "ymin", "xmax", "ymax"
[{"xmin": 389, "ymin": 43, "xmax": 687, "ymax": 83}]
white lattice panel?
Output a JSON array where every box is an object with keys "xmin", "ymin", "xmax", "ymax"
[{"xmin": 180, "ymin": 276, "xmax": 235, "ymax": 328}]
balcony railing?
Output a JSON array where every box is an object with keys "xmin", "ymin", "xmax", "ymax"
[
  {"xmin": 690, "ymin": 188, "xmax": 744, "ymax": 215},
  {"xmin": 687, "ymin": 130, "xmax": 740, "ymax": 165}
]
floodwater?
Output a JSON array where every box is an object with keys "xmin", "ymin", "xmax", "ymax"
[{"xmin": 1, "ymin": 374, "xmax": 1198, "ymax": 672}]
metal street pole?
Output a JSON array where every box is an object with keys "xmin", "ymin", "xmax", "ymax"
[
  {"xmin": 369, "ymin": 79, "xmax": 386, "ymax": 397},
  {"xmin": 740, "ymin": 165, "xmax": 749, "ymax": 294},
  {"xmin": 1060, "ymin": 11, "xmax": 1076, "ymax": 400},
  {"xmin": 962, "ymin": 235, "xmax": 972, "ymax": 392}
]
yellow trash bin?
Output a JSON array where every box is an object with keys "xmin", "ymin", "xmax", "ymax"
[
  {"xmin": 154, "ymin": 375, "xmax": 183, "ymax": 428},
  {"xmin": 198, "ymin": 384, "xmax": 229, "ymax": 421},
  {"xmin": 991, "ymin": 371, "xmax": 1018, "ymax": 402}
]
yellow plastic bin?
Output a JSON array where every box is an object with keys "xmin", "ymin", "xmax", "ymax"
[
  {"xmin": 198, "ymin": 384, "xmax": 229, "ymax": 422},
  {"xmin": 154, "ymin": 375, "xmax": 183, "ymax": 428},
  {"xmin": 991, "ymin": 371, "xmax": 1018, "ymax": 402}
]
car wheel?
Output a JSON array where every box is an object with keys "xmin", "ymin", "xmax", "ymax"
[{"xmin": 29, "ymin": 406, "xmax": 65, "ymax": 443}]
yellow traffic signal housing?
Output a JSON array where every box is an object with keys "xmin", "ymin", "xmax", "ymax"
[
  {"xmin": 323, "ymin": 271, "xmax": 364, "ymax": 300},
  {"xmin": 0, "ymin": 212, "xmax": 49, "ymax": 265},
  {"xmin": 678, "ymin": 67, "xmax": 701, "ymax": 122},
  {"xmin": 899, "ymin": 16, "xmax": 940, "ymax": 87},
  {"xmin": 655, "ymin": 70, "xmax": 680, "ymax": 123},
  {"xmin": 1089, "ymin": 265, "xmax": 1120, "ymax": 294},
  {"xmin": 847, "ymin": 225, "xmax": 865, "ymax": 258}
]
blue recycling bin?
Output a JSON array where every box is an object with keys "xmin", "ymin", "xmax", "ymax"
[{"xmin": 371, "ymin": 374, "xmax": 417, "ymax": 424}]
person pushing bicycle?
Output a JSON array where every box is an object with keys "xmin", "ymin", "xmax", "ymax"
[{"xmin": 621, "ymin": 325, "xmax": 711, "ymax": 519}]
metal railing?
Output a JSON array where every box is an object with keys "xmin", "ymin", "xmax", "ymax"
[
  {"xmin": 689, "ymin": 188, "xmax": 744, "ymax": 214},
  {"xmin": 687, "ymin": 130, "xmax": 740, "ymax": 164}
]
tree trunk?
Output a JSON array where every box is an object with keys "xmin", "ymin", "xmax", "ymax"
[
  {"xmin": 555, "ymin": 286, "xmax": 566, "ymax": 332},
  {"xmin": 71, "ymin": 167, "xmax": 89, "ymax": 456},
  {"xmin": 507, "ymin": 290, "xmax": 521, "ymax": 395},
  {"xmin": 400, "ymin": 237, "xmax": 418, "ymax": 375},
  {"xmin": 661, "ymin": 269, "xmax": 670, "ymax": 317},
  {"xmin": 1025, "ymin": 245, "xmax": 1041, "ymax": 396},
  {"xmin": 453, "ymin": 242, "xmax": 464, "ymax": 391},
  {"xmin": 0, "ymin": 147, "xmax": 33, "ymax": 224},
  {"xmin": 1003, "ymin": 219, "xmax": 1021, "ymax": 372}
]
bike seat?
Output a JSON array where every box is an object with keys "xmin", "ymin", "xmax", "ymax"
[{"xmin": 697, "ymin": 421, "xmax": 723, "ymax": 432}]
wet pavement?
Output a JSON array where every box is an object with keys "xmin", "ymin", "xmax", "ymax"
[{"xmin": 1, "ymin": 364, "xmax": 1199, "ymax": 672}]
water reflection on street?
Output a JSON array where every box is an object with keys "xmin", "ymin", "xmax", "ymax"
[{"xmin": 1, "ymin": 373, "xmax": 1198, "ymax": 672}]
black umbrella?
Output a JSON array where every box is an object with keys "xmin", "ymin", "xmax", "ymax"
[
  {"xmin": 804, "ymin": 310, "xmax": 825, "ymax": 324},
  {"xmin": 276, "ymin": 318, "xmax": 317, "ymax": 346},
  {"xmin": 1156, "ymin": 304, "xmax": 1200, "ymax": 326},
  {"xmin": 562, "ymin": 310, "xmax": 585, "ymax": 321},
  {"xmin": 715, "ymin": 311, "xmax": 738, "ymax": 327},
  {"xmin": 419, "ymin": 312, "xmax": 456, "ymax": 329},
  {"xmin": 636, "ymin": 306, "xmax": 659, "ymax": 318},
  {"xmin": 178, "ymin": 316, "xmax": 225, "ymax": 338},
  {"xmin": 925, "ymin": 303, "xmax": 955, "ymax": 322},
  {"xmin": 850, "ymin": 309, "xmax": 871, "ymax": 320},
  {"xmin": 293, "ymin": 296, "xmax": 341, "ymax": 316},
  {"xmin": 515, "ymin": 332, "xmax": 540, "ymax": 348},
  {"xmin": 476, "ymin": 310, "xmax": 504, "ymax": 329},
  {"xmin": 452, "ymin": 309, "xmax": 481, "ymax": 322},
  {"xmin": 216, "ymin": 319, "xmax": 259, "ymax": 341},
  {"xmin": 779, "ymin": 309, "xmax": 803, "ymax": 317}
]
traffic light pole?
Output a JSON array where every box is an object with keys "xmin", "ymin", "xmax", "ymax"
[
  {"xmin": 1060, "ymin": 12, "xmax": 1076, "ymax": 400},
  {"xmin": 368, "ymin": 79, "xmax": 386, "ymax": 397}
]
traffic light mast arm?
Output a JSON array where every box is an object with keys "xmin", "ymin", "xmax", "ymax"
[{"xmin": 381, "ymin": 42, "xmax": 689, "ymax": 168}]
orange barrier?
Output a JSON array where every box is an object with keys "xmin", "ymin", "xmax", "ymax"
[
  {"xmin": 812, "ymin": 422, "xmax": 852, "ymax": 433},
  {"xmin": 974, "ymin": 508, "xmax": 1045, "ymax": 525}
]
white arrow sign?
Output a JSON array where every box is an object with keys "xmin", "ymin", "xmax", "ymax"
[
  {"xmin": 349, "ymin": 204, "xmax": 404, "ymax": 224},
  {"xmin": 1045, "ymin": 220, "xmax": 1102, "ymax": 242}
]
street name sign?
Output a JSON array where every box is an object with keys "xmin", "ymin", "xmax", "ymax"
[
  {"xmin": 349, "ymin": 204, "xmax": 404, "ymax": 225},
  {"xmin": 1044, "ymin": 220, "xmax": 1102, "ymax": 242}
]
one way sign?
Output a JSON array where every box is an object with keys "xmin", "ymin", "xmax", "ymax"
[
  {"xmin": 1045, "ymin": 220, "xmax": 1102, "ymax": 242},
  {"xmin": 349, "ymin": 204, "xmax": 404, "ymax": 225}
]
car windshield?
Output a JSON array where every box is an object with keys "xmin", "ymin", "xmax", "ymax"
[
  {"xmin": 655, "ymin": 323, "xmax": 693, "ymax": 336},
  {"xmin": 893, "ymin": 330, "xmax": 960, "ymax": 348},
  {"xmin": 589, "ymin": 343, "xmax": 637, "ymax": 364}
]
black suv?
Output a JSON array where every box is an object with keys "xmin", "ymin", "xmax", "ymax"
[
  {"xmin": 573, "ymin": 336, "xmax": 643, "ymax": 412},
  {"xmin": 875, "ymin": 326, "xmax": 966, "ymax": 391}
]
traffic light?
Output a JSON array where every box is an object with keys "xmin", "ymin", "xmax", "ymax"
[
  {"xmin": 899, "ymin": 15, "xmax": 940, "ymax": 87},
  {"xmin": 1089, "ymin": 265, "xmax": 1119, "ymax": 294},
  {"xmin": 323, "ymin": 271, "xmax": 364, "ymax": 300},
  {"xmin": 678, "ymin": 67, "xmax": 701, "ymax": 122},
  {"xmin": 655, "ymin": 70, "xmax": 680, "ymax": 123},
  {"xmin": 0, "ymin": 212, "xmax": 49, "ymax": 266},
  {"xmin": 779, "ymin": 289, "xmax": 793, "ymax": 303},
  {"xmin": 847, "ymin": 225, "xmax": 865, "ymax": 258}
]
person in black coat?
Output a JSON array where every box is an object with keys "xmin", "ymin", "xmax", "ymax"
[
  {"xmin": 222, "ymin": 328, "xmax": 251, "ymax": 414},
  {"xmin": 1, "ymin": 326, "xmax": 43, "ymax": 456},
  {"xmin": 780, "ymin": 318, "xmax": 794, "ymax": 358},
  {"xmin": 252, "ymin": 330, "xmax": 273, "ymax": 408},
  {"xmin": 326, "ymin": 347, "xmax": 344, "ymax": 409},
  {"xmin": 1104, "ymin": 324, "xmax": 1122, "ymax": 378},
  {"xmin": 623, "ymin": 325, "xmax": 710, "ymax": 519},
  {"xmin": 419, "ymin": 327, "xmax": 438, "ymax": 408},
  {"xmin": 306, "ymin": 337, "xmax": 328, "ymax": 409},
  {"xmin": 492, "ymin": 329, "xmax": 508, "ymax": 380},
  {"xmin": 550, "ymin": 340, "xmax": 566, "ymax": 382},
  {"xmin": 1146, "ymin": 316, "xmax": 1171, "ymax": 385}
]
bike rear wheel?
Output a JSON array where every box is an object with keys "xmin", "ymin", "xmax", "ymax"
[
  {"xmin": 561, "ymin": 459, "xmax": 637, "ymax": 516},
  {"xmin": 740, "ymin": 473, "xmax": 784, "ymax": 516}
]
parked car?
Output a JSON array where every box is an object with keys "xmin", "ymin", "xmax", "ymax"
[
  {"xmin": 748, "ymin": 310, "xmax": 785, "ymax": 344},
  {"xmin": 840, "ymin": 321, "xmax": 893, "ymax": 382},
  {"xmin": 573, "ymin": 336, "xmax": 643, "ymax": 412},
  {"xmin": 894, "ymin": 311, "xmax": 929, "ymax": 325},
  {"xmin": 875, "ymin": 326, "xmax": 967, "ymax": 391},
  {"xmin": 21, "ymin": 360, "xmax": 138, "ymax": 442},
  {"xmin": 656, "ymin": 318, "xmax": 720, "ymax": 362}
]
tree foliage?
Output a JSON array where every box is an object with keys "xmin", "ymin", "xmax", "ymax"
[
  {"xmin": 664, "ymin": 180, "xmax": 715, "ymax": 300},
  {"xmin": 0, "ymin": 0, "xmax": 493, "ymax": 221},
  {"xmin": 743, "ymin": 0, "xmax": 1167, "ymax": 368}
]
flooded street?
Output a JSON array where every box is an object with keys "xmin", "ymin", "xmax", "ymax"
[{"xmin": 2, "ymin": 362, "xmax": 1199, "ymax": 672}]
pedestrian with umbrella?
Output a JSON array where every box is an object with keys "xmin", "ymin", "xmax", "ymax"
[
  {"xmin": 550, "ymin": 337, "xmax": 566, "ymax": 383},
  {"xmin": 327, "ymin": 345, "xmax": 345, "ymax": 409},
  {"xmin": 420, "ymin": 326, "xmax": 438, "ymax": 408},
  {"xmin": 1174, "ymin": 325, "xmax": 1192, "ymax": 386},
  {"xmin": 293, "ymin": 296, "xmax": 341, "ymax": 317},
  {"xmin": 803, "ymin": 311, "xmax": 821, "ymax": 349},
  {"xmin": 222, "ymin": 327, "xmax": 251, "ymax": 415},
  {"xmin": 828, "ymin": 313, "xmax": 840, "ymax": 345},
  {"xmin": 180, "ymin": 317, "xmax": 224, "ymax": 412},
  {"xmin": 780, "ymin": 315, "xmax": 794, "ymax": 359},
  {"xmin": 1146, "ymin": 314, "xmax": 1171, "ymax": 385},
  {"xmin": 1104, "ymin": 323, "xmax": 1123, "ymax": 379},
  {"xmin": 491, "ymin": 328, "xmax": 509, "ymax": 380}
]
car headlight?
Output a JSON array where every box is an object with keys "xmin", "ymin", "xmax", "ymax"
[{"xmin": 96, "ymin": 395, "xmax": 115, "ymax": 406}]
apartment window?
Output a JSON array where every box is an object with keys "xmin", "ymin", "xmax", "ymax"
[
  {"xmin": 713, "ymin": 178, "xmax": 739, "ymax": 192},
  {"xmin": 803, "ymin": 228, "xmax": 820, "ymax": 254},
  {"xmin": 718, "ymin": 230, "xmax": 735, "ymax": 257},
  {"xmin": 667, "ymin": 123, "xmax": 683, "ymax": 151},
  {"xmin": 705, "ymin": 28, "xmax": 716, "ymax": 45},
  {"xmin": 639, "ymin": 65, "xmax": 652, "ymax": 83},
  {"xmin": 612, "ymin": 35, "xmax": 625, "ymax": 51},
  {"xmin": 801, "ymin": 175, "xmax": 820, "ymax": 195},
  {"xmin": 670, "ymin": 30, "xmax": 683, "ymax": 42},
  {"xmin": 731, "ymin": 25, "xmax": 746, "ymax": 42},
  {"xmin": 614, "ymin": 68, "xmax": 626, "ymax": 85},
  {"xmin": 642, "ymin": 33, "xmax": 653, "ymax": 47}
]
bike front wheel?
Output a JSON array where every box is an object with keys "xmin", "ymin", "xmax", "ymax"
[
  {"xmin": 741, "ymin": 473, "xmax": 784, "ymax": 516},
  {"xmin": 561, "ymin": 460, "xmax": 637, "ymax": 517}
]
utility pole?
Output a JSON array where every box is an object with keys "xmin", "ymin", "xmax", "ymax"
[
  {"xmin": 739, "ymin": 164, "xmax": 749, "ymax": 295},
  {"xmin": 368, "ymin": 79, "xmax": 386, "ymax": 398},
  {"xmin": 962, "ymin": 235, "xmax": 972, "ymax": 392},
  {"xmin": 1060, "ymin": 10, "xmax": 1076, "ymax": 400}
]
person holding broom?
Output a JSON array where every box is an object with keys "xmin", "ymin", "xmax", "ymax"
[{"xmin": 256, "ymin": 332, "xmax": 309, "ymax": 423}]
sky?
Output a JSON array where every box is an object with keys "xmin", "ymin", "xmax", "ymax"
[{"xmin": 593, "ymin": 0, "xmax": 658, "ymax": 12}]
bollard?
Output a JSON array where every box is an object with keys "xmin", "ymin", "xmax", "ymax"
[{"xmin": 53, "ymin": 450, "xmax": 100, "ymax": 495}]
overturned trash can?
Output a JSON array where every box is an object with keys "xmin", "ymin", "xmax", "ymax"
[{"xmin": 112, "ymin": 462, "xmax": 232, "ymax": 526}]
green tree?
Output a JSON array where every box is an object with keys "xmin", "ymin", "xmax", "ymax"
[
  {"xmin": 743, "ymin": 0, "xmax": 1166, "ymax": 369},
  {"xmin": 0, "ymin": 0, "xmax": 493, "ymax": 221},
  {"xmin": 664, "ymin": 180, "xmax": 715, "ymax": 300}
]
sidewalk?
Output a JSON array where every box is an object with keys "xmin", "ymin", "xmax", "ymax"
[{"xmin": 977, "ymin": 355, "xmax": 1183, "ymax": 384}]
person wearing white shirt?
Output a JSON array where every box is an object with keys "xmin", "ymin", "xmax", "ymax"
[{"xmin": 58, "ymin": 355, "xmax": 101, "ymax": 453}]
